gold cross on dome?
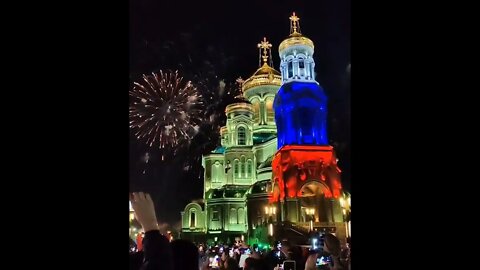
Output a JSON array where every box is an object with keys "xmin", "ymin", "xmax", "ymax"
[
  {"xmin": 289, "ymin": 12, "xmax": 300, "ymax": 34},
  {"xmin": 236, "ymin": 77, "xmax": 244, "ymax": 85},
  {"xmin": 236, "ymin": 77, "xmax": 244, "ymax": 95},
  {"xmin": 257, "ymin": 37, "xmax": 272, "ymax": 65}
]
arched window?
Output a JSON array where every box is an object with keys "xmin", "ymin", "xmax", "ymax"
[
  {"xmin": 211, "ymin": 161, "xmax": 222, "ymax": 183},
  {"xmin": 265, "ymin": 98, "xmax": 274, "ymax": 123},
  {"xmin": 212, "ymin": 209, "xmax": 219, "ymax": 221},
  {"xmin": 230, "ymin": 208, "xmax": 237, "ymax": 224},
  {"xmin": 246, "ymin": 159, "xmax": 253, "ymax": 178},
  {"xmin": 238, "ymin": 208, "xmax": 245, "ymax": 224},
  {"xmin": 234, "ymin": 159, "xmax": 240, "ymax": 178},
  {"xmin": 190, "ymin": 210, "xmax": 196, "ymax": 227},
  {"xmin": 298, "ymin": 58, "xmax": 305, "ymax": 77},
  {"xmin": 237, "ymin": 127, "xmax": 246, "ymax": 145},
  {"xmin": 288, "ymin": 61, "xmax": 293, "ymax": 78},
  {"xmin": 211, "ymin": 163, "xmax": 217, "ymax": 182},
  {"xmin": 241, "ymin": 156, "xmax": 246, "ymax": 178}
]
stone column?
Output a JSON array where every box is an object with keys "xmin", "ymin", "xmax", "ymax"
[{"xmin": 285, "ymin": 198, "xmax": 299, "ymax": 222}]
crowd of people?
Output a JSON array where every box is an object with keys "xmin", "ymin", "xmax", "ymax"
[{"xmin": 130, "ymin": 192, "xmax": 351, "ymax": 270}]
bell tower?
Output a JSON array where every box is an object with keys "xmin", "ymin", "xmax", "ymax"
[{"xmin": 270, "ymin": 12, "xmax": 347, "ymax": 243}]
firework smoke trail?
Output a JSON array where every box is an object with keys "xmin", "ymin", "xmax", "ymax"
[
  {"xmin": 195, "ymin": 79, "xmax": 240, "ymax": 145},
  {"xmin": 179, "ymin": 79, "xmax": 242, "ymax": 172},
  {"xmin": 129, "ymin": 70, "xmax": 203, "ymax": 153},
  {"xmin": 194, "ymin": 77, "xmax": 241, "ymax": 123}
]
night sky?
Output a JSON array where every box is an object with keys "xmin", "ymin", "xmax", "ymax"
[{"xmin": 129, "ymin": 0, "xmax": 350, "ymax": 226}]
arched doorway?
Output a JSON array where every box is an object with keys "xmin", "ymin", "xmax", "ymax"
[{"xmin": 298, "ymin": 181, "xmax": 333, "ymax": 223}]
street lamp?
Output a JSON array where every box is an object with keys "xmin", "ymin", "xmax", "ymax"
[
  {"xmin": 305, "ymin": 208, "xmax": 315, "ymax": 231},
  {"xmin": 265, "ymin": 205, "xmax": 277, "ymax": 224},
  {"xmin": 265, "ymin": 205, "xmax": 276, "ymax": 215},
  {"xmin": 265, "ymin": 205, "xmax": 276, "ymax": 238},
  {"xmin": 305, "ymin": 208, "xmax": 315, "ymax": 215},
  {"xmin": 339, "ymin": 193, "xmax": 351, "ymax": 238}
]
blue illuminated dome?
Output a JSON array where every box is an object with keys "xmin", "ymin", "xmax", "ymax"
[{"xmin": 274, "ymin": 81, "xmax": 328, "ymax": 149}]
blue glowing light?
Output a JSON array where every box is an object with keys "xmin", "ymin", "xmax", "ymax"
[
  {"xmin": 212, "ymin": 146, "xmax": 225, "ymax": 154},
  {"xmin": 274, "ymin": 81, "xmax": 328, "ymax": 149}
]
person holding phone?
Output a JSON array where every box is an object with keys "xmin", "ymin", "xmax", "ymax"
[
  {"xmin": 323, "ymin": 233, "xmax": 347, "ymax": 270},
  {"xmin": 305, "ymin": 233, "xmax": 346, "ymax": 270}
]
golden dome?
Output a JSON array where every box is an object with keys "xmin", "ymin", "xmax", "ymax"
[
  {"xmin": 225, "ymin": 77, "xmax": 254, "ymax": 114},
  {"xmin": 242, "ymin": 37, "xmax": 282, "ymax": 94},
  {"xmin": 279, "ymin": 33, "xmax": 314, "ymax": 53},
  {"xmin": 253, "ymin": 63, "xmax": 281, "ymax": 76},
  {"xmin": 225, "ymin": 102, "xmax": 253, "ymax": 114},
  {"xmin": 242, "ymin": 63, "xmax": 282, "ymax": 93},
  {"xmin": 279, "ymin": 12, "xmax": 314, "ymax": 53}
]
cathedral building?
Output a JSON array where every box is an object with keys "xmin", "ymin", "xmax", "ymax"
[{"xmin": 181, "ymin": 13, "xmax": 350, "ymax": 245}]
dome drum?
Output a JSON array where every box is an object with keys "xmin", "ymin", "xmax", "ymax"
[{"xmin": 225, "ymin": 103, "xmax": 254, "ymax": 115}]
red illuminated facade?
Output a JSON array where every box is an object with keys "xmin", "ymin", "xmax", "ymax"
[
  {"xmin": 268, "ymin": 145, "xmax": 347, "ymax": 242},
  {"xmin": 271, "ymin": 145, "xmax": 342, "ymax": 203}
]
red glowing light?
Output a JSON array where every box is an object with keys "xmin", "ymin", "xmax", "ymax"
[{"xmin": 270, "ymin": 145, "xmax": 342, "ymax": 202}]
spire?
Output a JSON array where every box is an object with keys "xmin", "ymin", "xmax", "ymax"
[
  {"xmin": 236, "ymin": 77, "xmax": 245, "ymax": 96},
  {"xmin": 257, "ymin": 37, "xmax": 273, "ymax": 67},
  {"xmin": 236, "ymin": 76, "xmax": 244, "ymax": 88},
  {"xmin": 289, "ymin": 12, "xmax": 301, "ymax": 35}
]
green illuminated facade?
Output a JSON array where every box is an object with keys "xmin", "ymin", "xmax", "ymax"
[{"xmin": 180, "ymin": 39, "xmax": 282, "ymax": 242}]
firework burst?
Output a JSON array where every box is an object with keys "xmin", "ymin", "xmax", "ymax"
[
  {"xmin": 177, "ymin": 79, "xmax": 242, "ymax": 171},
  {"xmin": 129, "ymin": 70, "xmax": 203, "ymax": 151}
]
